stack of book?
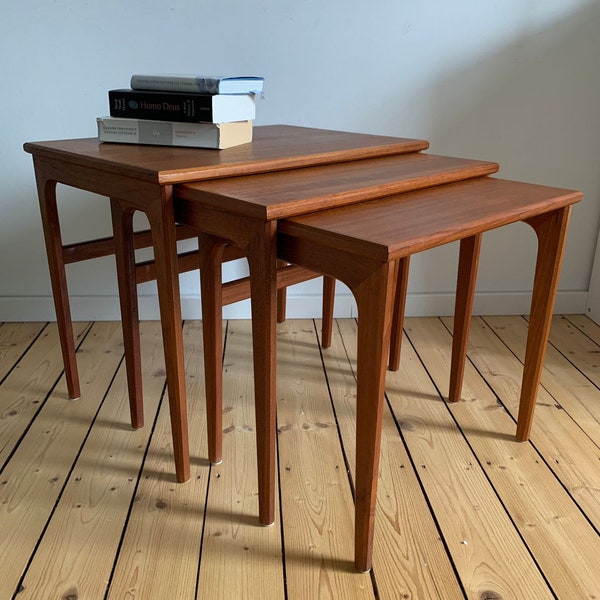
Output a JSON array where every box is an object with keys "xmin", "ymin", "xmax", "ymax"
[{"xmin": 97, "ymin": 73, "xmax": 264, "ymax": 149}]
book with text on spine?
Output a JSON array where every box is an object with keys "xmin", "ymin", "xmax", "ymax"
[
  {"xmin": 97, "ymin": 117, "xmax": 253, "ymax": 149},
  {"xmin": 130, "ymin": 74, "xmax": 264, "ymax": 95},
  {"xmin": 108, "ymin": 89, "xmax": 256, "ymax": 123}
]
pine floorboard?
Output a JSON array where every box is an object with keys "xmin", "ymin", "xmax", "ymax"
[{"xmin": 0, "ymin": 316, "xmax": 599, "ymax": 599}]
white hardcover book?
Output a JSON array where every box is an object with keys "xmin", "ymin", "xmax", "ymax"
[{"xmin": 97, "ymin": 117, "xmax": 253, "ymax": 149}]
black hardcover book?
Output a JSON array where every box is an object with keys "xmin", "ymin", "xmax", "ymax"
[{"xmin": 108, "ymin": 89, "xmax": 256, "ymax": 124}]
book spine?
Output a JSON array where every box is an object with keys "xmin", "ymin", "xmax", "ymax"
[
  {"xmin": 109, "ymin": 89, "xmax": 216, "ymax": 123},
  {"xmin": 97, "ymin": 117, "xmax": 221, "ymax": 148},
  {"xmin": 130, "ymin": 75, "xmax": 218, "ymax": 94}
]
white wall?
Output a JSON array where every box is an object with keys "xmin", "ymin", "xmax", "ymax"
[{"xmin": 1, "ymin": 0, "xmax": 599, "ymax": 321}]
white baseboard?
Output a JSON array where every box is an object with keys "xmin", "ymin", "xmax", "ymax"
[{"xmin": 0, "ymin": 290, "xmax": 588, "ymax": 322}]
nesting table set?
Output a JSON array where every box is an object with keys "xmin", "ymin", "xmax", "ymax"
[{"xmin": 24, "ymin": 125, "xmax": 581, "ymax": 572}]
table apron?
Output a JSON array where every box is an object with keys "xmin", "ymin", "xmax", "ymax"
[
  {"xmin": 174, "ymin": 199, "xmax": 268, "ymax": 251},
  {"xmin": 33, "ymin": 156, "xmax": 162, "ymax": 207}
]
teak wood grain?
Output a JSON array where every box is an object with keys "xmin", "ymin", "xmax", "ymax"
[
  {"xmin": 24, "ymin": 125, "xmax": 429, "ymax": 185},
  {"xmin": 174, "ymin": 152, "xmax": 501, "ymax": 535},
  {"xmin": 277, "ymin": 178, "xmax": 580, "ymax": 263},
  {"xmin": 175, "ymin": 152, "xmax": 499, "ymax": 219},
  {"xmin": 276, "ymin": 176, "xmax": 581, "ymax": 571},
  {"xmin": 24, "ymin": 126, "xmax": 583, "ymax": 577},
  {"xmin": 24, "ymin": 125, "xmax": 430, "ymax": 486}
]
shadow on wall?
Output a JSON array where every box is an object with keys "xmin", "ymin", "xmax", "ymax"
[{"xmin": 418, "ymin": 1, "xmax": 600, "ymax": 299}]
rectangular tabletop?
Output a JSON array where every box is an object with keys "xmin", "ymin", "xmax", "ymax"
[
  {"xmin": 23, "ymin": 125, "xmax": 429, "ymax": 185},
  {"xmin": 175, "ymin": 153, "xmax": 499, "ymax": 220},
  {"xmin": 278, "ymin": 177, "xmax": 583, "ymax": 262}
]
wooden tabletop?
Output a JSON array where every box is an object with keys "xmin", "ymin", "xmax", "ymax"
[
  {"xmin": 278, "ymin": 177, "xmax": 583, "ymax": 262},
  {"xmin": 175, "ymin": 153, "xmax": 500, "ymax": 220},
  {"xmin": 23, "ymin": 125, "xmax": 429, "ymax": 185}
]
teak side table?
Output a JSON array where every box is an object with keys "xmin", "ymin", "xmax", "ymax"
[
  {"xmin": 174, "ymin": 151, "xmax": 500, "ymax": 500},
  {"xmin": 24, "ymin": 125, "xmax": 430, "ymax": 484},
  {"xmin": 277, "ymin": 177, "xmax": 580, "ymax": 570}
]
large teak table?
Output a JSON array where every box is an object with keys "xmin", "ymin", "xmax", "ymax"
[{"xmin": 23, "ymin": 125, "xmax": 432, "ymax": 485}]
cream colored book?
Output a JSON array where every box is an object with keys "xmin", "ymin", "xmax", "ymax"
[{"xmin": 96, "ymin": 116, "xmax": 253, "ymax": 149}]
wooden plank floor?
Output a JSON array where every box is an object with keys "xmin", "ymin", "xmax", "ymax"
[{"xmin": 1, "ymin": 315, "xmax": 599, "ymax": 599}]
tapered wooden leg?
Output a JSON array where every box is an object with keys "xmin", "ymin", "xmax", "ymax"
[
  {"xmin": 247, "ymin": 221, "xmax": 278, "ymax": 526},
  {"xmin": 110, "ymin": 199, "xmax": 144, "ymax": 429},
  {"xmin": 321, "ymin": 276, "xmax": 336, "ymax": 349},
  {"xmin": 147, "ymin": 187, "xmax": 190, "ymax": 483},
  {"xmin": 388, "ymin": 256, "xmax": 410, "ymax": 371},
  {"xmin": 448, "ymin": 234, "xmax": 482, "ymax": 402},
  {"xmin": 198, "ymin": 234, "xmax": 227, "ymax": 465},
  {"xmin": 517, "ymin": 207, "xmax": 571, "ymax": 441},
  {"xmin": 276, "ymin": 259, "xmax": 287, "ymax": 323},
  {"xmin": 352, "ymin": 262, "xmax": 395, "ymax": 573},
  {"xmin": 35, "ymin": 174, "xmax": 80, "ymax": 400}
]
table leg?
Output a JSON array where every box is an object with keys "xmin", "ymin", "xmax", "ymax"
[
  {"xmin": 388, "ymin": 256, "xmax": 410, "ymax": 371},
  {"xmin": 246, "ymin": 221, "xmax": 278, "ymax": 526},
  {"xmin": 110, "ymin": 198, "xmax": 144, "ymax": 429},
  {"xmin": 517, "ymin": 206, "xmax": 571, "ymax": 441},
  {"xmin": 35, "ymin": 173, "xmax": 80, "ymax": 400},
  {"xmin": 276, "ymin": 259, "xmax": 288, "ymax": 323},
  {"xmin": 448, "ymin": 234, "xmax": 482, "ymax": 402},
  {"xmin": 198, "ymin": 234, "xmax": 227, "ymax": 465},
  {"xmin": 321, "ymin": 275, "xmax": 336, "ymax": 349},
  {"xmin": 146, "ymin": 187, "xmax": 190, "ymax": 483},
  {"xmin": 352, "ymin": 261, "xmax": 395, "ymax": 573}
]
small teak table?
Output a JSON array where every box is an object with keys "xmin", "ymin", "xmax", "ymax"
[{"xmin": 276, "ymin": 177, "xmax": 580, "ymax": 570}]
